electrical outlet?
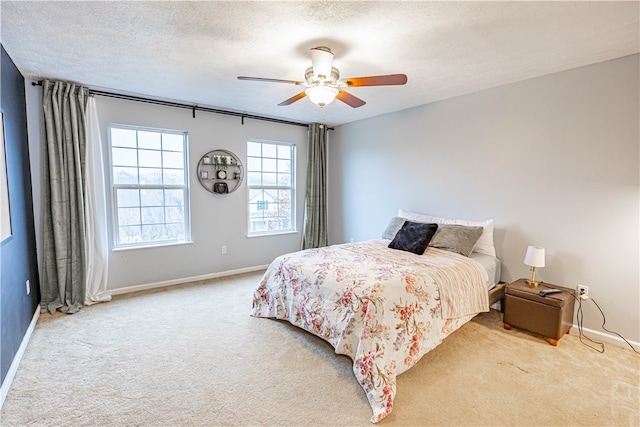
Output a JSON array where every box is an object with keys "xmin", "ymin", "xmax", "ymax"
[
  {"xmin": 221, "ymin": 245, "xmax": 227, "ymax": 254},
  {"xmin": 577, "ymin": 284, "xmax": 589, "ymax": 299},
  {"xmin": 26, "ymin": 280, "xmax": 30, "ymax": 295}
]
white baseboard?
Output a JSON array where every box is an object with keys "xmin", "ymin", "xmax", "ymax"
[
  {"xmin": 0, "ymin": 304, "xmax": 40, "ymax": 410},
  {"xmin": 108, "ymin": 264, "xmax": 269, "ymax": 296},
  {"xmin": 571, "ymin": 324, "xmax": 640, "ymax": 351}
]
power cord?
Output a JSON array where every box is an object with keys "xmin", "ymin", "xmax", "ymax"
[
  {"xmin": 559, "ymin": 290, "xmax": 639, "ymax": 354},
  {"xmin": 589, "ymin": 296, "xmax": 639, "ymax": 354},
  {"xmin": 560, "ymin": 290, "xmax": 604, "ymax": 353}
]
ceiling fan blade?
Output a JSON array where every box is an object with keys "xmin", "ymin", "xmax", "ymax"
[
  {"xmin": 238, "ymin": 76, "xmax": 303, "ymax": 85},
  {"xmin": 278, "ymin": 92, "xmax": 307, "ymax": 106},
  {"xmin": 336, "ymin": 90, "xmax": 366, "ymax": 108},
  {"xmin": 344, "ymin": 74, "xmax": 408, "ymax": 87}
]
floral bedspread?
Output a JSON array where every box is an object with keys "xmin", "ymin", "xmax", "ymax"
[{"xmin": 251, "ymin": 239, "xmax": 489, "ymax": 422}]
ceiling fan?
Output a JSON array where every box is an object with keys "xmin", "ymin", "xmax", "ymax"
[{"xmin": 237, "ymin": 46, "xmax": 407, "ymax": 108}]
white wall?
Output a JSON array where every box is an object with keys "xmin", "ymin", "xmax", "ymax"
[
  {"xmin": 26, "ymin": 88, "xmax": 308, "ymax": 291},
  {"xmin": 328, "ymin": 55, "xmax": 639, "ymax": 343}
]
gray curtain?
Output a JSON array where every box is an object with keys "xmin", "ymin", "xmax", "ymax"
[
  {"xmin": 302, "ymin": 123, "xmax": 328, "ymax": 249},
  {"xmin": 41, "ymin": 80, "xmax": 89, "ymax": 314}
]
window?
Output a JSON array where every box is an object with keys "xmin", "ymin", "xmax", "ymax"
[
  {"xmin": 247, "ymin": 140, "xmax": 295, "ymax": 236},
  {"xmin": 109, "ymin": 125, "xmax": 190, "ymax": 248}
]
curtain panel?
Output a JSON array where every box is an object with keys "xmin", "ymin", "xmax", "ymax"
[
  {"xmin": 41, "ymin": 80, "xmax": 89, "ymax": 314},
  {"xmin": 302, "ymin": 123, "xmax": 328, "ymax": 249},
  {"xmin": 84, "ymin": 97, "xmax": 110, "ymax": 305}
]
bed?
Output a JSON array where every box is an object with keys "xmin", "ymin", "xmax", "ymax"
[{"xmin": 251, "ymin": 211, "xmax": 501, "ymax": 422}]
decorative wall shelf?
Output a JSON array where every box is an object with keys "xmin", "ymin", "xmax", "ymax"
[{"xmin": 196, "ymin": 149, "xmax": 244, "ymax": 194}]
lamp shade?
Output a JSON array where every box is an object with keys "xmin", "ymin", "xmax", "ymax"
[
  {"xmin": 524, "ymin": 246, "xmax": 545, "ymax": 268},
  {"xmin": 305, "ymin": 86, "xmax": 339, "ymax": 107}
]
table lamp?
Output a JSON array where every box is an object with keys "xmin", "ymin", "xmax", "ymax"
[{"xmin": 524, "ymin": 246, "xmax": 545, "ymax": 287}]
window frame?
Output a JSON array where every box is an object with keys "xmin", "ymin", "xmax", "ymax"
[
  {"xmin": 108, "ymin": 123, "xmax": 191, "ymax": 249},
  {"xmin": 246, "ymin": 139, "xmax": 296, "ymax": 237}
]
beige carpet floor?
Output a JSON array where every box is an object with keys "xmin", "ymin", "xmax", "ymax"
[{"xmin": 2, "ymin": 271, "xmax": 638, "ymax": 426}]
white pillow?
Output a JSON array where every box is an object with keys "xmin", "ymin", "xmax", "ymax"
[{"xmin": 398, "ymin": 209, "xmax": 496, "ymax": 257}]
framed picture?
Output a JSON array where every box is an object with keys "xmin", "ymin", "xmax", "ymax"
[
  {"xmin": 200, "ymin": 170, "xmax": 208, "ymax": 179},
  {"xmin": 0, "ymin": 112, "xmax": 11, "ymax": 241}
]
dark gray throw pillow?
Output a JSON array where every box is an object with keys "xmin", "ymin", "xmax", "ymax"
[
  {"xmin": 382, "ymin": 216, "xmax": 407, "ymax": 240},
  {"xmin": 388, "ymin": 221, "xmax": 438, "ymax": 255},
  {"xmin": 429, "ymin": 224, "xmax": 483, "ymax": 257}
]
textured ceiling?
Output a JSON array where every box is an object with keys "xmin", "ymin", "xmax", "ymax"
[{"xmin": 1, "ymin": 1, "xmax": 638, "ymax": 126}]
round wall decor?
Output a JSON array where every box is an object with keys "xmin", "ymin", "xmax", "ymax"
[{"xmin": 197, "ymin": 149, "xmax": 244, "ymax": 194}]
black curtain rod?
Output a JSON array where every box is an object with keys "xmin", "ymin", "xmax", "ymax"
[{"xmin": 31, "ymin": 80, "xmax": 312, "ymax": 129}]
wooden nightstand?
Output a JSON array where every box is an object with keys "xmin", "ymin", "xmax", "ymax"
[
  {"xmin": 488, "ymin": 282, "xmax": 506, "ymax": 312},
  {"xmin": 503, "ymin": 279, "xmax": 576, "ymax": 346}
]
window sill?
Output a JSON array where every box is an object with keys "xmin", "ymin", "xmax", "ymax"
[
  {"xmin": 112, "ymin": 240, "xmax": 193, "ymax": 252},
  {"xmin": 246, "ymin": 231, "xmax": 299, "ymax": 239}
]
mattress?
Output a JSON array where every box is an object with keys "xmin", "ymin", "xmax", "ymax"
[{"xmin": 469, "ymin": 252, "xmax": 501, "ymax": 290}]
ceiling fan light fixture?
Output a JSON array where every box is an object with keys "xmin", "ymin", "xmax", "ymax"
[
  {"xmin": 310, "ymin": 46, "xmax": 334, "ymax": 80},
  {"xmin": 305, "ymin": 85, "xmax": 339, "ymax": 107}
]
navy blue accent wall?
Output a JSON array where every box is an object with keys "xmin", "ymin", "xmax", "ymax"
[{"xmin": 0, "ymin": 44, "xmax": 40, "ymax": 386}]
